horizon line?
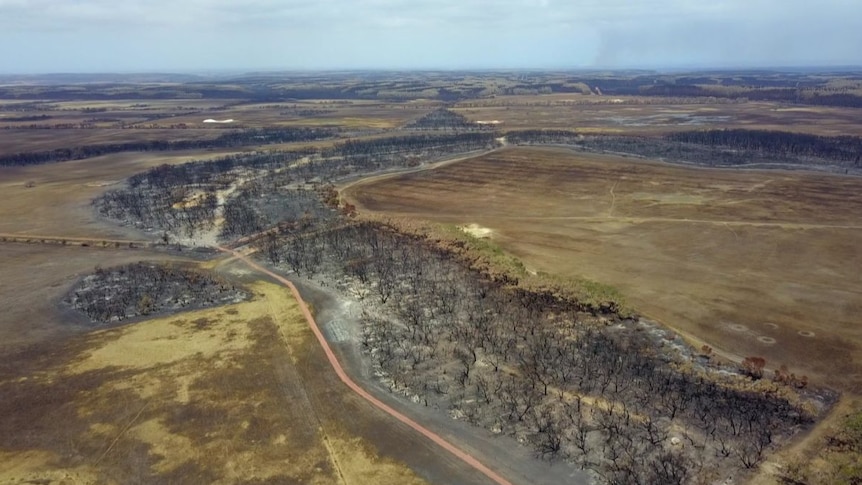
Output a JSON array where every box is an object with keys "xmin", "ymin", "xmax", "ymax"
[{"xmin": 2, "ymin": 64, "xmax": 862, "ymax": 78}]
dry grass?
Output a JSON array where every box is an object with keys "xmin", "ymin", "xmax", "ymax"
[
  {"xmin": 345, "ymin": 146, "xmax": 862, "ymax": 393},
  {"xmin": 0, "ymin": 278, "xmax": 428, "ymax": 484}
]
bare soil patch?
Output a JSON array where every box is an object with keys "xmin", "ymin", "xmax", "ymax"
[{"xmin": 345, "ymin": 146, "xmax": 862, "ymax": 393}]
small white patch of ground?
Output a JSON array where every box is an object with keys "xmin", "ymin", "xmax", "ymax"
[
  {"xmin": 84, "ymin": 180, "xmax": 119, "ymax": 187},
  {"xmin": 202, "ymin": 119, "xmax": 235, "ymax": 123},
  {"xmin": 228, "ymin": 267, "xmax": 253, "ymax": 277},
  {"xmin": 288, "ymin": 156, "xmax": 312, "ymax": 169},
  {"xmin": 459, "ymin": 223, "xmax": 494, "ymax": 239},
  {"xmin": 476, "ymin": 120, "xmax": 501, "ymax": 125}
]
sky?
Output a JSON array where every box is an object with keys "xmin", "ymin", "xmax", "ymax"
[{"xmin": 1, "ymin": 0, "xmax": 861, "ymax": 73}]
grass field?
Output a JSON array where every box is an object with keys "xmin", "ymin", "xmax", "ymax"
[
  {"xmin": 344, "ymin": 146, "xmax": 862, "ymax": 393},
  {"xmin": 0, "ymin": 275, "xmax": 433, "ymax": 484}
]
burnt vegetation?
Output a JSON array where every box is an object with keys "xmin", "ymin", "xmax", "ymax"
[
  {"xmin": 95, "ymin": 133, "xmax": 499, "ymax": 238},
  {"xmin": 68, "ymin": 71, "xmax": 854, "ymax": 483},
  {"xmin": 253, "ymin": 218, "xmax": 820, "ymax": 484},
  {"xmin": 91, "ymin": 124, "xmax": 825, "ymax": 482},
  {"xmin": 508, "ymin": 129, "xmax": 862, "ymax": 173},
  {"xmin": 405, "ymin": 108, "xmax": 485, "ymax": 131},
  {"xmin": 65, "ymin": 262, "xmax": 248, "ymax": 323},
  {"xmin": 95, "ymin": 126, "xmax": 862, "ymax": 245},
  {"xmin": 666, "ymin": 129, "xmax": 862, "ymax": 164}
]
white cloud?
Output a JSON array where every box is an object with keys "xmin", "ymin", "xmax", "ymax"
[{"xmin": 0, "ymin": 0, "xmax": 860, "ymax": 71}]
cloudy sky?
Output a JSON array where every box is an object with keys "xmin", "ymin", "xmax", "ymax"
[{"xmin": 1, "ymin": 0, "xmax": 860, "ymax": 73}]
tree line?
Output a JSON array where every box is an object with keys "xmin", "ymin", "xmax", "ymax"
[
  {"xmin": 0, "ymin": 127, "xmax": 338, "ymax": 167},
  {"xmin": 666, "ymin": 129, "xmax": 862, "ymax": 164},
  {"xmin": 405, "ymin": 108, "xmax": 488, "ymax": 131},
  {"xmin": 507, "ymin": 129, "xmax": 862, "ymax": 172}
]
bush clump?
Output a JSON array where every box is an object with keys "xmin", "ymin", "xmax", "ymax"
[{"xmin": 66, "ymin": 262, "xmax": 248, "ymax": 323}]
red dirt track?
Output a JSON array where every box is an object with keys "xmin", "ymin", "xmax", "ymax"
[{"xmin": 217, "ymin": 246, "xmax": 513, "ymax": 485}]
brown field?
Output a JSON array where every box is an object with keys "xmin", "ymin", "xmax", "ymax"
[
  {"xmin": 0, "ymin": 99, "xmax": 245, "ymax": 130},
  {"xmin": 0, "ymin": 98, "xmax": 257, "ymax": 147},
  {"xmin": 0, "ymin": 114, "xmax": 152, "ymax": 130},
  {"xmin": 454, "ymin": 95, "xmax": 862, "ymax": 136},
  {"xmin": 0, "ymin": 99, "xmax": 438, "ymax": 156},
  {"xmin": 345, "ymin": 146, "xmax": 862, "ymax": 393}
]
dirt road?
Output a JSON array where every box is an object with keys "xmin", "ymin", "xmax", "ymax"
[
  {"xmin": 337, "ymin": 147, "xmax": 502, "ymax": 198},
  {"xmin": 216, "ymin": 246, "xmax": 516, "ymax": 485},
  {"xmin": 288, "ymin": 276, "xmax": 590, "ymax": 485},
  {"xmin": 0, "ymin": 233, "xmax": 153, "ymax": 248}
]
